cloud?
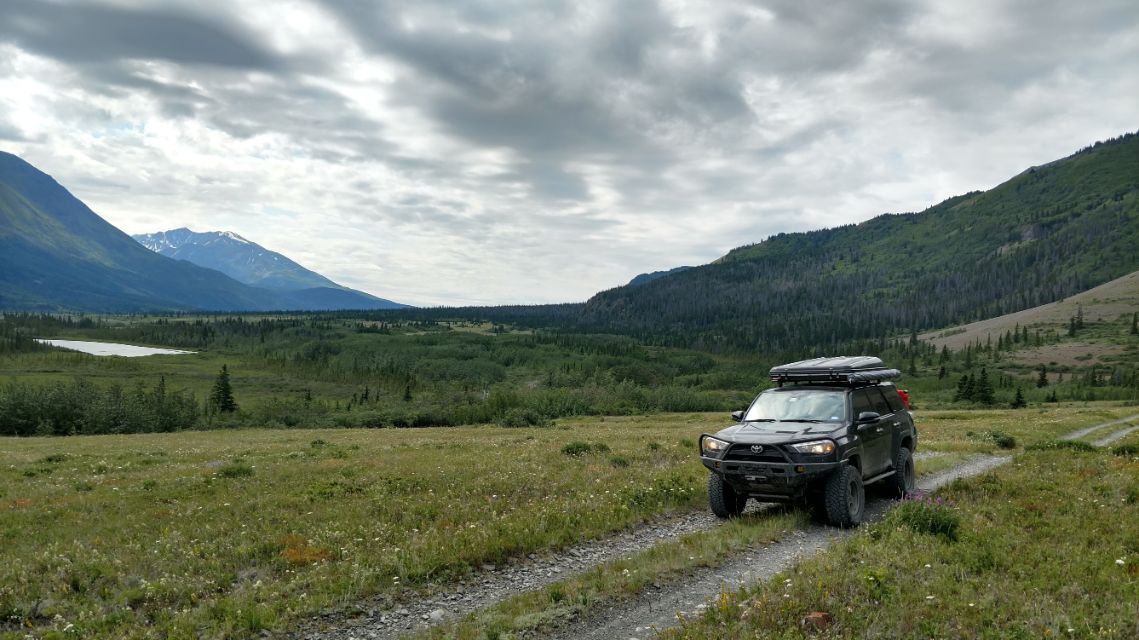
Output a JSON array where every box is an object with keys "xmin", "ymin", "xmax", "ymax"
[
  {"xmin": 0, "ymin": 0, "xmax": 1136, "ymax": 306},
  {"xmin": 0, "ymin": 0, "xmax": 280, "ymax": 70}
]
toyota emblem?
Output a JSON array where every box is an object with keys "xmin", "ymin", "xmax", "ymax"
[{"xmin": 750, "ymin": 445, "xmax": 764, "ymax": 453}]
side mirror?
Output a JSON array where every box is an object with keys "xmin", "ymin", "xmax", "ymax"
[
  {"xmin": 731, "ymin": 410, "xmax": 744, "ymax": 422},
  {"xmin": 856, "ymin": 411, "xmax": 881, "ymax": 424}
]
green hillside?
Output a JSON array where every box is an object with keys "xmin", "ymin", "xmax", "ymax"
[{"xmin": 582, "ymin": 132, "xmax": 1139, "ymax": 354}]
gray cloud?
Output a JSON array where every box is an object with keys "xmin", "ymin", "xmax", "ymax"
[
  {"xmin": 0, "ymin": 0, "xmax": 279, "ymax": 70},
  {"xmin": 0, "ymin": 0, "xmax": 1135, "ymax": 305}
]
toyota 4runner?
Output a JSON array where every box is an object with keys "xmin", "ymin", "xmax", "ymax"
[{"xmin": 698, "ymin": 356, "xmax": 917, "ymax": 527}]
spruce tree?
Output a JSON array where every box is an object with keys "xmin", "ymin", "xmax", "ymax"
[
  {"xmin": 1131, "ymin": 312, "xmax": 1138, "ymax": 335},
  {"xmin": 1011, "ymin": 387, "xmax": 1026, "ymax": 409},
  {"xmin": 976, "ymin": 368, "xmax": 995, "ymax": 405},
  {"xmin": 1037, "ymin": 365, "xmax": 1048, "ymax": 388},
  {"xmin": 209, "ymin": 364, "xmax": 238, "ymax": 413}
]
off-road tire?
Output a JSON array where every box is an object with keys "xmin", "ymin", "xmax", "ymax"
[
  {"xmin": 885, "ymin": 447, "xmax": 915, "ymax": 498},
  {"xmin": 823, "ymin": 464, "xmax": 865, "ymax": 527},
  {"xmin": 708, "ymin": 472, "xmax": 746, "ymax": 518}
]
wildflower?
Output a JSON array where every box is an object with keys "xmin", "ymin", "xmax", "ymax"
[{"xmin": 1116, "ymin": 558, "xmax": 1125, "ymax": 566}]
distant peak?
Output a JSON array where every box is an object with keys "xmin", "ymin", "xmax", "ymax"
[{"xmin": 220, "ymin": 230, "xmax": 250, "ymax": 244}]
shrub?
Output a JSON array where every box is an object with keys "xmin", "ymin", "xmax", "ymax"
[
  {"xmin": 608, "ymin": 455, "xmax": 630, "ymax": 468},
  {"xmin": 561, "ymin": 442, "xmax": 593, "ymax": 457},
  {"xmin": 1025, "ymin": 439, "xmax": 1096, "ymax": 453},
  {"xmin": 990, "ymin": 431, "xmax": 1017, "ymax": 449},
  {"xmin": 498, "ymin": 407, "xmax": 551, "ymax": 428},
  {"xmin": 217, "ymin": 462, "xmax": 254, "ymax": 478},
  {"xmin": 888, "ymin": 493, "xmax": 961, "ymax": 541},
  {"xmin": 1111, "ymin": 443, "xmax": 1139, "ymax": 457}
]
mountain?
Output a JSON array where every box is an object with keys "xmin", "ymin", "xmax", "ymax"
[
  {"xmin": 133, "ymin": 228, "xmax": 406, "ymax": 309},
  {"xmin": 626, "ymin": 266, "xmax": 692, "ymax": 287},
  {"xmin": 582, "ymin": 132, "xmax": 1139, "ymax": 354},
  {"xmin": 0, "ymin": 152, "xmax": 408, "ymax": 312}
]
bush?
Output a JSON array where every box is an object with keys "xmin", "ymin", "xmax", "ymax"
[
  {"xmin": 1111, "ymin": 443, "xmax": 1139, "ymax": 457},
  {"xmin": 1025, "ymin": 439, "xmax": 1097, "ymax": 452},
  {"xmin": 989, "ymin": 431, "xmax": 1017, "ymax": 449},
  {"xmin": 888, "ymin": 493, "xmax": 960, "ymax": 541},
  {"xmin": 217, "ymin": 462, "xmax": 254, "ymax": 478},
  {"xmin": 498, "ymin": 407, "xmax": 551, "ymax": 428},
  {"xmin": 608, "ymin": 455, "xmax": 630, "ymax": 468},
  {"xmin": 561, "ymin": 441, "xmax": 593, "ymax": 456}
]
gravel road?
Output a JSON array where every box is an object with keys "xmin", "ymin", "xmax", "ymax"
[
  {"xmin": 1062, "ymin": 413, "xmax": 1139, "ymax": 441},
  {"xmin": 1093, "ymin": 424, "xmax": 1139, "ymax": 446}
]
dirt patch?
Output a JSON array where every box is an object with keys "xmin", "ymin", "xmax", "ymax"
[
  {"xmin": 1008, "ymin": 343, "xmax": 1126, "ymax": 367},
  {"xmin": 922, "ymin": 269, "xmax": 1139, "ymax": 351}
]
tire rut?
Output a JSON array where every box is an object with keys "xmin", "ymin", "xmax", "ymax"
[
  {"xmin": 1061, "ymin": 413, "xmax": 1139, "ymax": 441},
  {"xmin": 1093, "ymin": 424, "xmax": 1139, "ymax": 447}
]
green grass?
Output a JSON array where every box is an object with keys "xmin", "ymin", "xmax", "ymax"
[
  {"xmin": 1, "ymin": 406, "xmax": 1133, "ymax": 638},
  {"xmin": 0, "ymin": 414, "xmax": 713, "ymax": 639},
  {"xmin": 661, "ymin": 446, "xmax": 1139, "ymax": 639}
]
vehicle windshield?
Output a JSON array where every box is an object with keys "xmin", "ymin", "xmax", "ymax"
[{"xmin": 743, "ymin": 388, "xmax": 847, "ymax": 424}]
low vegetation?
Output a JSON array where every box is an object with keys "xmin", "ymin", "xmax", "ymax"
[
  {"xmin": 661, "ymin": 445, "xmax": 1139, "ymax": 639},
  {"xmin": 2, "ymin": 407, "xmax": 1131, "ymax": 639}
]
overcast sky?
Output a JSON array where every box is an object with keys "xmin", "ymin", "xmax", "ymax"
[{"xmin": 1, "ymin": 0, "xmax": 1136, "ymax": 306}]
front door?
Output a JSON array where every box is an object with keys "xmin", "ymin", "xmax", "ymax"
[{"xmin": 852, "ymin": 388, "xmax": 891, "ymax": 475}]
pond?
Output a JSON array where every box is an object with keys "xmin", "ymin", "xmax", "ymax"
[{"xmin": 35, "ymin": 339, "xmax": 196, "ymax": 357}]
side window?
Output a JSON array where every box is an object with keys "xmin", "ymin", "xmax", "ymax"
[
  {"xmin": 868, "ymin": 387, "xmax": 894, "ymax": 416},
  {"xmin": 881, "ymin": 387, "xmax": 905, "ymax": 413},
  {"xmin": 852, "ymin": 389, "xmax": 874, "ymax": 417}
]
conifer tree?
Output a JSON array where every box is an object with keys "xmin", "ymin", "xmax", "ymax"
[
  {"xmin": 209, "ymin": 364, "xmax": 238, "ymax": 413},
  {"xmin": 1037, "ymin": 365, "xmax": 1048, "ymax": 388},
  {"xmin": 976, "ymin": 367, "xmax": 995, "ymax": 405},
  {"xmin": 1131, "ymin": 312, "xmax": 1138, "ymax": 335},
  {"xmin": 1011, "ymin": 387, "xmax": 1026, "ymax": 408}
]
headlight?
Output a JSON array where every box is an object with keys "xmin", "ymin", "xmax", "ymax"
[
  {"xmin": 789, "ymin": 439, "xmax": 836, "ymax": 456},
  {"xmin": 700, "ymin": 436, "xmax": 731, "ymax": 457}
]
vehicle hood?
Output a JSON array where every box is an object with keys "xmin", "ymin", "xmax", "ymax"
[{"xmin": 712, "ymin": 422, "xmax": 843, "ymax": 445}]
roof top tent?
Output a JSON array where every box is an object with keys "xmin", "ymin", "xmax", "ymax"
[{"xmin": 769, "ymin": 356, "xmax": 901, "ymax": 386}]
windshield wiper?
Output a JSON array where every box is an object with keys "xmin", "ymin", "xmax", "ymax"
[
  {"xmin": 778, "ymin": 419, "xmax": 825, "ymax": 423},
  {"xmin": 742, "ymin": 418, "xmax": 776, "ymax": 423}
]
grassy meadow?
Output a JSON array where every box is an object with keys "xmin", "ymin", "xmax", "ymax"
[
  {"xmin": 662, "ymin": 444, "xmax": 1139, "ymax": 640},
  {"xmin": 2, "ymin": 406, "xmax": 1136, "ymax": 639}
]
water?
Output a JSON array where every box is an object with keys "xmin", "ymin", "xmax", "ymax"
[{"xmin": 35, "ymin": 339, "xmax": 195, "ymax": 357}]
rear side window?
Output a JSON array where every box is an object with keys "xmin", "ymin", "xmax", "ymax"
[
  {"xmin": 880, "ymin": 387, "xmax": 905, "ymax": 413},
  {"xmin": 867, "ymin": 387, "xmax": 894, "ymax": 415}
]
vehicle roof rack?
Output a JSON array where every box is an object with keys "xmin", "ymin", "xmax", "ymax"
[{"xmin": 769, "ymin": 356, "xmax": 901, "ymax": 386}]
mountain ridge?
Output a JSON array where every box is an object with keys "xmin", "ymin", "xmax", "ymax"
[
  {"xmin": 0, "ymin": 152, "xmax": 408, "ymax": 312},
  {"xmin": 581, "ymin": 132, "xmax": 1139, "ymax": 354}
]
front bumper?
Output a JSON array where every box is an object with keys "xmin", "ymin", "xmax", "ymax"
[{"xmin": 701, "ymin": 455, "xmax": 841, "ymax": 501}]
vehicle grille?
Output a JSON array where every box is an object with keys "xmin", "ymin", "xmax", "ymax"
[{"xmin": 724, "ymin": 445, "xmax": 788, "ymax": 463}]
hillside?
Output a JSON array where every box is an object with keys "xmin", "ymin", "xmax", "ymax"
[
  {"xmin": 582, "ymin": 132, "xmax": 1139, "ymax": 353},
  {"xmin": 134, "ymin": 228, "xmax": 407, "ymax": 309},
  {"xmin": 0, "ymin": 152, "xmax": 408, "ymax": 312},
  {"xmin": 921, "ymin": 268, "xmax": 1139, "ymax": 367},
  {"xmin": 0, "ymin": 152, "xmax": 281, "ymax": 312}
]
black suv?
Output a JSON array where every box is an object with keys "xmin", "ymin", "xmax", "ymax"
[{"xmin": 699, "ymin": 356, "xmax": 917, "ymax": 527}]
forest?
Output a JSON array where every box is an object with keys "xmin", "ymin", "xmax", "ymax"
[{"xmin": 1, "ymin": 305, "xmax": 1136, "ymax": 436}]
